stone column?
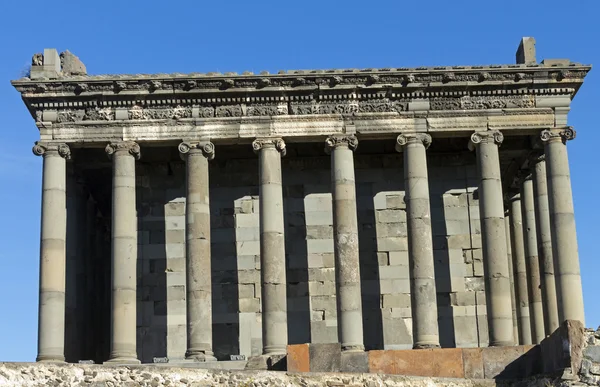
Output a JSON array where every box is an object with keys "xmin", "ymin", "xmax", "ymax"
[
  {"xmin": 179, "ymin": 141, "xmax": 216, "ymax": 361},
  {"xmin": 530, "ymin": 154, "xmax": 560, "ymax": 334},
  {"xmin": 325, "ymin": 135, "xmax": 364, "ymax": 352},
  {"xmin": 504, "ymin": 210, "xmax": 519, "ymax": 345},
  {"xmin": 105, "ymin": 141, "xmax": 141, "ymax": 364},
  {"xmin": 469, "ymin": 131, "xmax": 513, "ymax": 346},
  {"xmin": 520, "ymin": 173, "xmax": 545, "ymax": 343},
  {"xmin": 395, "ymin": 133, "xmax": 440, "ymax": 349},
  {"xmin": 33, "ymin": 142, "xmax": 71, "ymax": 362},
  {"xmin": 540, "ymin": 128, "xmax": 585, "ymax": 324},
  {"xmin": 509, "ymin": 194, "xmax": 532, "ymax": 345},
  {"xmin": 252, "ymin": 138, "xmax": 288, "ymax": 355}
]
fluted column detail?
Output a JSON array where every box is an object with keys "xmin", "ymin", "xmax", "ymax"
[
  {"xmin": 252, "ymin": 138, "xmax": 288, "ymax": 355},
  {"xmin": 469, "ymin": 131, "xmax": 513, "ymax": 346},
  {"xmin": 33, "ymin": 142, "xmax": 71, "ymax": 362},
  {"xmin": 179, "ymin": 141, "xmax": 216, "ymax": 361},
  {"xmin": 509, "ymin": 194, "xmax": 532, "ymax": 345},
  {"xmin": 520, "ymin": 173, "xmax": 545, "ymax": 343},
  {"xmin": 530, "ymin": 154, "xmax": 560, "ymax": 334},
  {"xmin": 540, "ymin": 128, "xmax": 585, "ymax": 324},
  {"xmin": 105, "ymin": 141, "xmax": 140, "ymax": 364},
  {"xmin": 396, "ymin": 133, "xmax": 440, "ymax": 349},
  {"xmin": 325, "ymin": 135, "xmax": 364, "ymax": 352}
]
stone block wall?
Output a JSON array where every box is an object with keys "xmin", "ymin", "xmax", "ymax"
[{"xmin": 66, "ymin": 147, "xmax": 490, "ymax": 363}]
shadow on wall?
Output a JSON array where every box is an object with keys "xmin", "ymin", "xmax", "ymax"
[{"xmin": 285, "ymin": 183, "xmax": 310, "ymax": 346}]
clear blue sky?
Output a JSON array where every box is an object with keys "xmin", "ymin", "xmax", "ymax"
[{"xmin": 0, "ymin": 0, "xmax": 598, "ymax": 362}]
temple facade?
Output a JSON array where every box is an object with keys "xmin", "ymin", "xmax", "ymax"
[{"xmin": 11, "ymin": 38, "xmax": 590, "ymax": 365}]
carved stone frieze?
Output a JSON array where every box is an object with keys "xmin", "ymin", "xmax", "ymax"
[
  {"xmin": 290, "ymin": 101, "xmax": 359, "ymax": 115},
  {"xmin": 128, "ymin": 105, "xmax": 192, "ymax": 120},
  {"xmin": 246, "ymin": 103, "xmax": 288, "ymax": 116},
  {"xmin": 83, "ymin": 107, "xmax": 114, "ymax": 121},
  {"xmin": 430, "ymin": 95, "xmax": 535, "ymax": 110},
  {"xmin": 215, "ymin": 105, "xmax": 243, "ymax": 117}
]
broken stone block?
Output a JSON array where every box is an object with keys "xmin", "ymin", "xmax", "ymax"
[{"xmin": 60, "ymin": 50, "xmax": 87, "ymax": 75}]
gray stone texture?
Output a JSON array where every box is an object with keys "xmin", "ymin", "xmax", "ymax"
[
  {"xmin": 61, "ymin": 144, "xmax": 492, "ymax": 360},
  {"xmin": 520, "ymin": 174, "xmax": 545, "ymax": 344},
  {"xmin": 105, "ymin": 141, "xmax": 141, "ymax": 364},
  {"xmin": 33, "ymin": 142, "xmax": 70, "ymax": 362},
  {"xmin": 326, "ymin": 135, "xmax": 364, "ymax": 352},
  {"xmin": 470, "ymin": 131, "xmax": 514, "ymax": 347},
  {"xmin": 509, "ymin": 195, "xmax": 532, "ymax": 345},
  {"xmin": 254, "ymin": 138, "xmax": 288, "ymax": 355},
  {"xmin": 531, "ymin": 155, "xmax": 560, "ymax": 334},
  {"xmin": 541, "ymin": 128, "xmax": 585, "ymax": 325},
  {"xmin": 179, "ymin": 141, "xmax": 216, "ymax": 361},
  {"xmin": 396, "ymin": 133, "xmax": 440, "ymax": 348}
]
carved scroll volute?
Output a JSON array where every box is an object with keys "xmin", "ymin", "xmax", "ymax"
[
  {"xmin": 468, "ymin": 130, "xmax": 504, "ymax": 151},
  {"xmin": 324, "ymin": 135, "xmax": 358, "ymax": 154},
  {"xmin": 178, "ymin": 141, "xmax": 215, "ymax": 160},
  {"xmin": 395, "ymin": 133, "xmax": 432, "ymax": 152},
  {"xmin": 252, "ymin": 138, "xmax": 286, "ymax": 156},
  {"xmin": 540, "ymin": 127, "xmax": 576, "ymax": 145},
  {"xmin": 32, "ymin": 142, "xmax": 71, "ymax": 159},
  {"xmin": 105, "ymin": 141, "xmax": 141, "ymax": 160}
]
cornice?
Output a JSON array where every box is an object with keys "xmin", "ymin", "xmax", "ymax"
[{"xmin": 11, "ymin": 63, "xmax": 590, "ymax": 98}]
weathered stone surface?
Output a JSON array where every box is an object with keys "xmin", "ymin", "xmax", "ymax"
[
  {"xmin": 0, "ymin": 362, "xmax": 521, "ymax": 387},
  {"xmin": 287, "ymin": 344, "xmax": 309, "ymax": 372},
  {"xmin": 309, "ymin": 343, "xmax": 341, "ymax": 372}
]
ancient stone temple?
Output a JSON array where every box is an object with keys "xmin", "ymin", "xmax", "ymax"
[{"xmin": 11, "ymin": 38, "xmax": 590, "ymax": 371}]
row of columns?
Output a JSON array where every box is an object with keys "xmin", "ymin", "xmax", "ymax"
[
  {"xmin": 505, "ymin": 127, "xmax": 584, "ymax": 345},
  {"xmin": 33, "ymin": 127, "xmax": 584, "ymax": 363}
]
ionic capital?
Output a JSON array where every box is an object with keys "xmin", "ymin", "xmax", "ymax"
[
  {"xmin": 469, "ymin": 131, "xmax": 504, "ymax": 151},
  {"xmin": 395, "ymin": 133, "xmax": 432, "ymax": 152},
  {"xmin": 178, "ymin": 141, "xmax": 215, "ymax": 160},
  {"xmin": 540, "ymin": 127, "xmax": 576, "ymax": 144},
  {"xmin": 252, "ymin": 138, "xmax": 286, "ymax": 156},
  {"xmin": 32, "ymin": 142, "xmax": 71, "ymax": 160},
  {"xmin": 105, "ymin": 141, "xmax": 141, "ymax": 160},
  {"xmin": 325, "ymin": 135, "xmax": 358, "ymax": 154}
]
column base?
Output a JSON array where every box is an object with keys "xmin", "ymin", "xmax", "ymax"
[
  {"xmin": 104, "ymin": 357, "xmax": 141, "ymax": 365},
  {"xmin": 185, "ymin": 351, "xmax": 217, "ymax": 362},
  {"xmin": 341, "ymin": 345, "xmax": 365, "ymax": 353},
  {"xmin": 245, "ymin": 354, "xmax": 287, "ymax": 370},
  {"xmin": 413, "ymin": 343, "xmax": 441, "ymax": 349},
  {"xmin": 36, "ymin": 356, "xmax": 65, "ymax": 363},
  {"xmin": 489, "ymin": 340, "xmax": 515, "ymax": 347}
]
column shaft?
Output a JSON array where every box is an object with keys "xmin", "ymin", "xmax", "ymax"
[
  {"xmin": 326, "ymin": 136, "xmax": 364, "ymax": 352},
  {"xmin": 532, "ymin": 156, "xmax": 560, "ymax": 333},
  {"xmin": 470, "ymin": 131, "xmax": 513, "ymax": 346},
  {"xmin": 180, "ymin": 142, "xmax": 216, "ymax": 361},
  {"xmin": 504, "ymin": 211, "xmax": 519, "ymax": 345},
  {"xmin": 105, "ymin": 142, "xmax": 140, "ymax": 363},
  {"xmin": 520, "ymin": 175, "xmax": 545, "ymax": 343},
  {"xmin": 253, "ymin": 139, "xmax": 288, "ymax": 355},
  {"xmin": 509, "ymin": 195, "xmax": 532, "ymax": 345},
  {"xmin": 541, "ymin": 128, "xmax": 585, "ymax": 324},
  {"xmin": 34, "ymin": 142, "xmax": 70, "ymax": 362},
  {"xmin": 396, "ymin": 134, "xmax": 440, "ymax": 348}
]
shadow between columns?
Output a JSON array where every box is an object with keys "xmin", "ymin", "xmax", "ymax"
[
  {"xmin": 431, "ymin": 192, "xmax": 456, "ymax": 348},
  {"xmin": 284, "ymin": 174, "xmax": 311, "ymax": 345}
]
